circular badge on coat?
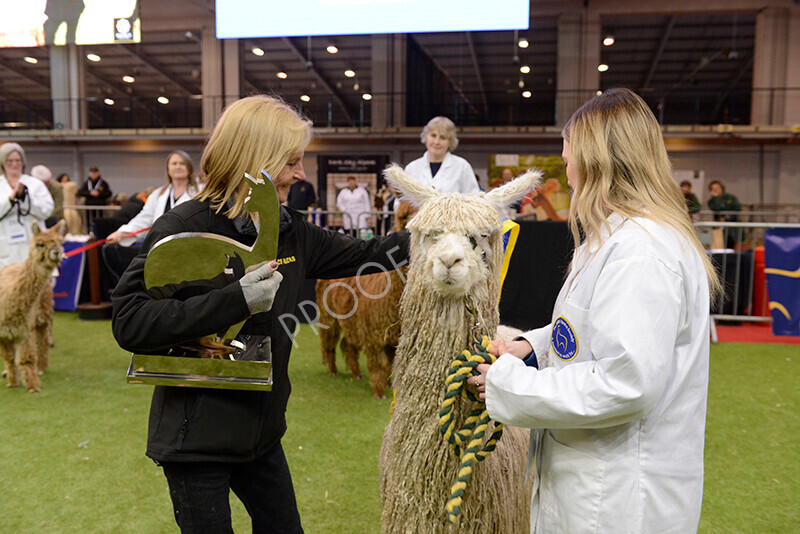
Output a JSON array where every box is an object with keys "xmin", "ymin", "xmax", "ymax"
[{"xmin": 551, "ymin": 316, "xmax": 578, "ymax": 361}]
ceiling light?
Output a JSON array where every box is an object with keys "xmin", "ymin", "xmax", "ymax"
[
  {"xmin": 597, "ymin": 64, "xmax": 609, "ymax": 72},
  {"xmin": 103, "ymin": 98, "xmax": 115, "ymax": 106},
  {"xmin": 252, "ymin": 47, "xmax": 264, "ymax": 56},
  {"xmin": 518, "ymin": 38, "xmax": 529, "ymax": 49},
  {"xmin": 86, "ymin": 53, "xmax": 101, "ymax": 62},
  {"xmin": 344, "ymin": 69, "xmax": 355, "ymax": 78},
  {"xmin": 326, "ymin": 45, "xmax": 338, "ymax": 54},
  {"xmin": 23, "ymin": 56, "xmax": 37, "ymax": 64},
  {"xmin": 300, "ymin": 94, "xmax": 310, "ymax": 102},
  {"xmin": 520, "ymin": 65, "xmax": 531, "ymax": 74},
  {"xmin": 603, "ymin": 35, "xmax": 615, "ymax": 46},
  {"xmin": 362, "ymin": 93, "xmax": 372, "ymax": 101},
  {"xmin": 122, "ymin": 75, "xmax": 135, "ymax": 83},
  {"xmin": 157, "ymin": 96, "xmax": 169, "ymax": 105},
  {"xmin": 276, "ymin": 71, "xmax": 288, "ymax": 79},
  {"xmin": 518, "ymin": 79, "xmax": 525, "ymax": 89},
  {"xmin": 522, "ymin": 90, "xmax": 532, "ymax": 99},
  {"xmin": 596, "ymin": 90, "xmax": 603, "ymax": 96}
]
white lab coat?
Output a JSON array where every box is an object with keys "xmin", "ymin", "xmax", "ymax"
[
  {"xmin": 404, "ymin": 151, "xmax": 479, "ymax": 194},
  {"xmin": 114, "ymin": 184, "xmax": 196, "ymax": 246},
  {"xmin": 0, "ymin": 174, "xmax": 54, "ymax": 268},
  {"xmin": 486, "ymin": 214, "xmax": 710, "ymax": 533},
  {"xmin": 336, "ymin": 186, "xmax": 371, "ymax": 230}
]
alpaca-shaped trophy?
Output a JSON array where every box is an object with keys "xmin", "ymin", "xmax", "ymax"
[{"xmin": 126, "ymin": 171, "xmax": 279, "ymax": 391}]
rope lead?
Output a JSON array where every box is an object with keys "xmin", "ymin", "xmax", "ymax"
[{"xmin": 439, "ymin": 335, "xmax": 504, "ymax": 525}]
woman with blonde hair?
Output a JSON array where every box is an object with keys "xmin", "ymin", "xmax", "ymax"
[
  {"xmin": 473, "ymin": 88, "xmax": 720, "ymax": 533},
  {"xmin": 106, "ymin": 150, "xmax": 199, "ymax": 246},
  {"xmin": 111, "ymin": 95, "xmax": 409, "ymax": 533},
  {"xmin": 404, "ymin": 116, "xmax": 479, "ymax": 193}
]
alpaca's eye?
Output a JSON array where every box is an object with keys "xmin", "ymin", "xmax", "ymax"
[
  {"xmin": 426, "ymin": 231, "xmax": 441, "ymax": 241},
  {"xmin": 37, "ymin": 243, "xmax": 45, "ymax": 249},
  {"xmin": 468, "ymin": 236, "xmax": 478, "ymax": 249}
]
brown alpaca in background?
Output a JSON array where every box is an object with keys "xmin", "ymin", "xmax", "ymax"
[
  {"xmin": 315, "ymin": 201, "xmax": 415, "ymax": 398},
  {"xmin": 0, "ymin": 221, "xmax": 64, "ymax": 392}
]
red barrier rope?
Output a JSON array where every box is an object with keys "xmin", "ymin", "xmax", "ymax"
[{"xmin": 64, "ymin": 227, "xmax": 151, "ymax": 258}]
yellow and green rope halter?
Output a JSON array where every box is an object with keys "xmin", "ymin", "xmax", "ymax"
[{"xmin": 439, "ymin": 335, "xmax": 504, "ymax": 525}]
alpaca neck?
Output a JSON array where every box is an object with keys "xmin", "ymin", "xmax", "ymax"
[
  {"xmin": 394, "ymin": 273, "xmax": 499, "ymax": 403},
  {"xmin": 6, "ymin": 260, "xmax": 49, "ymax": 316}
]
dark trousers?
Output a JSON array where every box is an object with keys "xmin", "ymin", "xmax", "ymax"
[{"xmin": 160, "ymin": 443, "xmax": 303, "ymax": 534}]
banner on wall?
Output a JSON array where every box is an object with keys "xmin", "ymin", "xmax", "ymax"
[
  {"xmin": 0, "ymin": 1, "xmax": 140, "ymax": 47},
  {"xmin": 317, "ymin": 155, "xmax": 390, "ymax": 228},
  {"xmin": 764, "ymin": 228, "xmax": 800, "ymax": 336},
  {"xmin": 489, "ymin": 154, "xmax": 570, "ymax": 221}
]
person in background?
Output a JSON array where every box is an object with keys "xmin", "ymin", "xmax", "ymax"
[
  {"xmin": 708, "ymin": 179, "xmax": 742, "ymax": 248},
  {"xmin": 106, "ymin": 151, "xmax": 199, "ymax": 246},
  {"xmin": 0, "ymin": 143, "xmax": 54, "ymax": 268},
  {"xmin": 103, "ymin": 151, "xmax": 200, "ymax": 288},
  {"xmin": 681, "ymin": 180, "xmax": 701, "ymax": 215},
  {"xmin": 78, "ymin": 165, "xmax": 112, "ymax": 226},
  {"xmin": 111, "ymin": 94, "xmax": 409, "ymax": 534},
  {"xmin": 404, "ymin": 116, "xmax": 479, "ymax": 194},
  {"xmin": 472, "ymin": 88, "xmax": 721, "ymax": 533},
  {"xmin": 30, "ymin": 164, "xmax": 64, "ymax": 228},
  {"xmin": 58, "ymin": 172, "xmax": 82, "ymax": 234},
  {"xmin": 286, "ymin": 172, "xmax": 316, "ymax": 211},
  {"xmin": 336, "ymin": 176, "xmax": 371, "ymax": 236},
  {"xmin": 707, "ymin": 180, "xmax": 740, "ymax": 221}
]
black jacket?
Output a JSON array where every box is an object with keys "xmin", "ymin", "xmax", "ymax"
[
  {"xmin": 112, "ymin": 199, "xmax": 409, "ymax": 462},
  {"xmin": 77, "ymin": 177, "xmax": 113, "ymax": 206}
]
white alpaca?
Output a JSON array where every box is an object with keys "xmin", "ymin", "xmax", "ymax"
[{"xmin": 379, "ymin": 165, "xmax": 541, "ymax": 533}]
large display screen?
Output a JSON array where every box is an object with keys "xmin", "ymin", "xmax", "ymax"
[
  {"xmin": 216, "ymin": 0, "xmax": 529, "ymax": 38},
  {"xmin": 0, "ymin": 0, "xmax": 140, "ymax": 47}
]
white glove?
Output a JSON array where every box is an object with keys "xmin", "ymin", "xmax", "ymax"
[{"xmin": 239, "ymin": 261, "xmax": 283, "ymax": 315}]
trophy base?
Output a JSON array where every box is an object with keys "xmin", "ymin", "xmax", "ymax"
[{"xmin": 127, "ymin": 353, "xmax": 272, "ymax": 391}]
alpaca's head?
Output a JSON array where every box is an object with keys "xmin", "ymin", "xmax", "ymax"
[
  {"xmin": 28, "ymin": 220, "xmax": 65, "ymax": 272},
  {"xmin": 385, "ymin": 166, "xmax": 540, "ymax": 297}
]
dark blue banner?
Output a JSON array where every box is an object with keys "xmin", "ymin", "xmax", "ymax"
[
  {"xmin": 53, "ymin": 241, "xmax": 85, "ymax": 312},
  {"xmin": 764, "ymin": 228, "xmax": 800, "ymax": 336}
]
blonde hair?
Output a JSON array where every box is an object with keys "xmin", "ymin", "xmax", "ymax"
[
  {"xmin": 197, "ymin": 95, "xmax": 312, "ymax": 218},
  {"xmin": 420, "ymin": 116, "xmax": 459, "ymax": 151},
  {"xmin": 563, "ymin": 88, "xmax": 721, "ymax": 297},
  {"xmin": 161, "ymin": 150, "xmax": 198, "ymax": 197}
]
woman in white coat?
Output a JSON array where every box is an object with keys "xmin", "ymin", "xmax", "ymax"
[
  {"xmin": 0, "ymin": 142, "xmax": 54, "ymax": 268},
  {"xmin": 473, "ymin": 88, "xmax": 722, "ymax": 533},
  {"xmin": 106, "ymin": 150, "xmax": 199, "ymax": 246},
  {"xmin": 404, "ymin": 116, "xmax": 479, "ymax": 194}
]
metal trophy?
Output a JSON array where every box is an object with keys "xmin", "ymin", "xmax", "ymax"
[{"xmin": 126, "ymin": 170, "xmax": 279, "ymax": 391}]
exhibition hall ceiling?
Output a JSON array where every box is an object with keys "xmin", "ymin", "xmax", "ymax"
[{"xmin": 0, "ymin": 0, "xmax": 756, "ymax": 127}]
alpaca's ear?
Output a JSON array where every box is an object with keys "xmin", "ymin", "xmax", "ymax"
[
  {"xmin": 54, "ymin": 219, "xmax": 66, "ymax": 235},
  {"xmin": 484, "ymin": 169, "xmax": 542, "ymax": 214},
  {"xmin": 31, "ymin": 221, "xmax": 41, "ymax": 236},
  {"xmin": 383, "ymin": 165, "xmax": 438, "ymax": 208}
]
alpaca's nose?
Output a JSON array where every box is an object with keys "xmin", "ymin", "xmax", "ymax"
[{"xmin": 439, "ymin": 250, "xmax": 464, "ymax": 269}]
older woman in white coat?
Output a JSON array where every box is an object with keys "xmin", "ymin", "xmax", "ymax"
[
  {"xmin": 472, "ymin": 88, "xmax": 722, "ymax": 533},
  {"xmin": 404, "ymin": 116, "xmax": 479, "ymax": 194},
  {"xmin": 0, "ymin": 142, "xmax": 54, "ymax": 268},
  {"xmin": 106, "ymin": 150, "xmax": 199, "ymax": 246}
]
